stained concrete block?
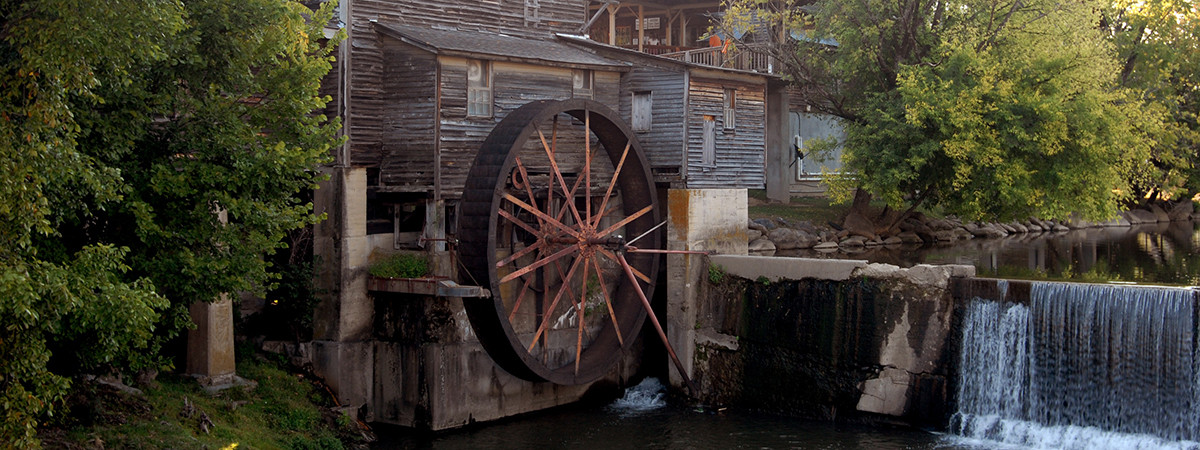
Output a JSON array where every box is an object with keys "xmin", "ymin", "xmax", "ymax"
[
  {"xmin": 312, "ymin": 340, "xmax": 374, "ymax": 415},
  {"xmin": 186, "ymin": 294, "xmax": 236, "ymax": 385},
  {"xmin": 710, "ymin": 254, "xmax": 868, "ymax": 281}
]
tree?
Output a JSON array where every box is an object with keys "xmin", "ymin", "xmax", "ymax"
[
  {"xmin": 0, "ymin": 0, "xmax": 340, "ymax": 445},
  {"xmin": 722, "ymin": 0, "xmax": 1158, "ymax": 225},
  {"xmin": 1103, "ymin": 0, "xmax": 1199, "ymax": 203}
]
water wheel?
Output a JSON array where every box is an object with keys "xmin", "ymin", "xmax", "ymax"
[{"xmin": 459, "ymin": 99, "xmax": 662, "ymax": 385}]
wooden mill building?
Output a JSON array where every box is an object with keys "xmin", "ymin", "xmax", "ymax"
[{"xmin": 310, "ymin": 0, "xmax": 786, "ymax": 430}]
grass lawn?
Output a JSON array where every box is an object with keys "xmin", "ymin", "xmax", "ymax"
[
  {"xmin": 42, "ymin": 348, "xmax": 365, "ymax": 449},
  {"xmin": 746, "ymin": 190, "xmax": 848, "ymax": 226}
]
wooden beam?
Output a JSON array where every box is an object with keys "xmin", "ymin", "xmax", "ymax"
[
  {"xmin": 608, "ymin": 4, "xmax": 617, "ymax": 45},
  {"xmin": 638, "ymin": 5, "xmax": 645, "ymax": 52}
]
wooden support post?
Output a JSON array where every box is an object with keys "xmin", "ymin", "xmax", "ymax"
[
  {"xmin": 638, "ymin": 5, "xmax": 645, "ymax": 52},
  {"xmin": 679, "ymin": 15, "xmax": 688, "ymax": 47},
  {"xmin": 607, "ymin": 4, "xmax": 617, "ymax": 46},
  {"xmin": 666, "ymin": 9, "xmax": 674, "ymax": 46}
]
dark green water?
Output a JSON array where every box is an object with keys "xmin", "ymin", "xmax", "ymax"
[
  {"xmin": 782, "ymin": 221, "xmax": 1200, "ymax": 285},
  {"xmin": 372, "ymin": 379, "xmax": 984, "ymax": 449}
]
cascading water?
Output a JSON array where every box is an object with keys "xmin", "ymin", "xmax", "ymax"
[{"xmin": 951, "ymin": 282, "xmax": 1200, "ymax": 449}]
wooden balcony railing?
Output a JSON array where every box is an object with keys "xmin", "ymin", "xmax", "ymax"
[{"xmin": 659, "ymin": 46, "xmax": 775, "ymax": 73}]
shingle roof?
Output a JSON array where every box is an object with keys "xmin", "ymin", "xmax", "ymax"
[{"xmin": 373, "ymin": 23, "xmax": 629, "ymax": 70}]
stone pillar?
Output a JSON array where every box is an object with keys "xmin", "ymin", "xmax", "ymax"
[
  {"xmin": 665, "ymin": 189, "xmax": 748, "ymax": 390},
  {"xmin": 186, "ymin": 293, "xmax": 236, "ymax": 387},
  {"xmin": 311, "ymin": 166, "xmax": 374, "ymax": 414}
]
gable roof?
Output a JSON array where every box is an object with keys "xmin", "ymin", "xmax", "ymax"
[{"xmin": 373, "ymin": 23, "xmax": 630, "ymax": 71}]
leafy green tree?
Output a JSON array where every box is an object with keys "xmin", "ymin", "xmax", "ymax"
[
  {"xmin": 722, "ymin": 0, "xmax": 1160, "ymax": 224},
  {"xmin": 0, "ymin": 0, "xmax": 340, "ymax": 445},
  {"xmin": 1103, "ymin": 0, "xmax": 1199, "ymax": 203}
]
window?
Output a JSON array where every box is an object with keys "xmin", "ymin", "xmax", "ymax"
[
  {"xmin": 632, "ymin": 91, "xmax": 652, "ymax": 132},
  {"xmin": 702, "ymin": 115, "xmax": 716, "ymax": 166},
  {"xmin": 467, "ymin": 59, "xmax": 492, "ymax": 117},
  {"xmin": 572, "ymin": 70, "xmax": 593, "ymax": 99},
  {"xmin": 723, "ymin": 88, "xmax": 736, "ymax": 130}
]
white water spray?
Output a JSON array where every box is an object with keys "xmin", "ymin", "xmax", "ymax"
[
  {"xmin": 951, "ymin": 283, "xmax": 1200, "ymax": 449},
  {"xmin": 609, "ymin": 377, "xmax": 667, "ymax": 414}
]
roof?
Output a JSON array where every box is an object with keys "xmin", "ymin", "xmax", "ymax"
[
  {"xmin": 555, "ymin": 34, "xmax": 778, "ymax": 79},
  {"xmin": 373, "ymin": 23, "xmax": 630, "ymax": 71}
]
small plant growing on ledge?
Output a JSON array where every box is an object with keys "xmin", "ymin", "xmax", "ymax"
[
  {"xmin": 369, "ymin": 253, "xmax": 430, "ymax": 278},
  {"xmin": 708, "ymin": 264, "xmax": 726, "ymax": 284}
]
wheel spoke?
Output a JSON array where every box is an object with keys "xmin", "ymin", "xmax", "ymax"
[
  {"xmin": 500, "ymin": 243, "xmax": 579, "ymax": 285},
  {"xmin": 596, "ymin": 204, "xmax": 654, "ymax": 239},
  {"xmin": 497, "ymin": 208, "xmax": 542, "ymax": 239},
  {"xmin": 592, "ymin": 141, "xmax": 630, "ymax": 228},
  {"xmin": 494, "ymin": 235, "xmax": 542, "ymax": 268},
  {"xmin": 506, "ymin": 273, "xmax": 537, "ymax": 321},
  {"xmin": 592, "ymin": 257, "xmax": 624, "ymax": 346},
  {"xmin": 513, "ymin": 156, "xmax": 544, "ymax": 225},
  {"xmin": 584, "ymin": 110, "xmax": 592, "ymax": 229},
  {"xmin": 535, "ymin": 126, "xmax": 586, "ymax": 230},
  {"xmin": 502, "ymin": 193, "xmax": 582, "ymax": 239},
  {"xmin": 597, "ymin": 248, "xmax": 651, "ymax": 284},
  {"xmin": 528, "ymin": 254, "xmax": 585, "ymax": 352},
  {"xmin": 575, "ymin": 253, "xmax": 590, "ymax": 375}
]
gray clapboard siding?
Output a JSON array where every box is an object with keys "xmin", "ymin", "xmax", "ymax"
[
  {"xmin": 351, "ymin": 0, "xmax": 583, "ymax": 41},
  {"xmin": 379, "ymin": 42, "xmax": 437, "ymax": 191},
  {"xmin": 618, "ymin": 68, "xmax": 686, "ymax": 170},
  {"xmin": 685, "ymin": 78, "xmax": 766, "ymax": 189}
]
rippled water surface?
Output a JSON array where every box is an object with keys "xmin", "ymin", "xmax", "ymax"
[
  {"xmin": 373, "ymin": 379, "xmax": 980, "ymax": 449},
  {"xmin": 779, "ymin": 221, "xmax": 1200, "ymax": 285}
]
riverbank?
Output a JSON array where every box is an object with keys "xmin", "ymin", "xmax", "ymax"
[{"xmin": 38, "ymin": 347, "xmax": 373, "ymax": 449}]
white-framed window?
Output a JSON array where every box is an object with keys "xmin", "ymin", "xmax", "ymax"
[
  {"xmin": 702, "ymin": 115, "xmax": 716, "ymax": 166},
  {"xmin": 572, "ymin": 69, "xmax": 593, "ymax": 99},
  {"xmin": 632, "ymin": 91, "xmax": 652, "ymax": 132},
  {"xmin": 723, "ymin": 88, "xmax": 736, "ymax": 130},
  {"xmin": 467, "ymin": 59, "xmax": 492, "ymax": 117}
]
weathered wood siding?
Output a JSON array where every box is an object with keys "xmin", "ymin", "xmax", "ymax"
[
  {"xmin": 618, "ymin": 68, "xmax": 687, "ymax": 174},
  {"xmin": 437, "ymin": 58, "xmax": 624, "ymax": 198},
  {"xmin": 379, "ymin": 41, "xmax": 437, "ymax": 191},
  {"xmin": 350, "ymin": 0, "xmax": 585, "ymax": 41},
  {"xmin": 685, "ymin": 78, "xmax": 767, "ymax": 189}
]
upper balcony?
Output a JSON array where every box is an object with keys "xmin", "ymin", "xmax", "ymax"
[{"xmin": 583, "ymin": 0, "xmax": 777, "ymax": 74}]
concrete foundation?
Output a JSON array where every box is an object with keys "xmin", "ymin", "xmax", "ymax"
[
  {"xmin": 688, "ymin": 255, "xmax": 976, "ymax": 426},
  {"xmin": 665, "ymin": 188, "xmax": 748, "ymax": 390}
]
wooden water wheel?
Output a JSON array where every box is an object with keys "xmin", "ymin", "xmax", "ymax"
[{"xmin": 458, "ymin": 99, "xmax": 663, "ymax": 385}]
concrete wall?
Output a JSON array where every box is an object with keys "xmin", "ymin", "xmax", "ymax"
[
  {"xmin": 689, "ymin": 255, "xmax": 975, "ymax": 426},
  {"xmin": 665, "ymin": 189, "xmax": 749, "ymax": 390}
]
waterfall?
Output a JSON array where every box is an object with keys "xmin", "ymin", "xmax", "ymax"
[{"xmin": 951, "ymin": 282, "xmax": 1200, "ymax": 449}]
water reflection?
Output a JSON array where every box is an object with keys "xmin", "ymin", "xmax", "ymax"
[{"xmin": 779, "ymin": 221, "xmax": 1200, "ymax": 285}]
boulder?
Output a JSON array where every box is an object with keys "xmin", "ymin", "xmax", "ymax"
[
  {"xmin": 1051, "ymin": 223, "xmax": 1069, "ymax": 232},
  {"xmin": 883, "ymin": 236, "xmax": 904, "ymax": 246},
  {"xmin": 933, "ymin": 230, "xmax": 958, "ymax": 242},
  {"xmin": 1169, "ymin": 201, "xmax": 1195, "ymax": 221},
  {"xmin": 900, "ymin": 218, "xmax": 936, "ymax": 242},
  {"xmin": 813, "ymin": 241, "xmax": 839, "ymax": 252},
  {"xmin": 1149, "ymin": 204, "xmax": 1170, "ymax": 222},
  {"xmin": 954, "ymin": 227, "xmax": 974, "ymax": 240},
  {"xmin": 1124, "ymin": 209, "xmax": 1158, "ymax": 225},
  {"xmin": 842, "ymin": 210, "xmax": 879, "ymax": 240},
  {"xmin": 1008, "ymin": 221, "xmax": 1029, "ymax": 233},
  {"xmin": 748, "ymin": 219, "xmax": 769, "ymax": 234},
  {"xmin": 767, "ymin": 227, "xmax": 819, "ymax": 250},
  {"xmin": 896, "ymin": 231, "xmax": 924, "ymax": 244},
  {"xmin": 997, "ymin": 222, "xmax": 1017, "ymax": 234},
  {"xmin": 748, "ymin": 237, "xmax": 777, "ymax": 253},
  {"xmin": 840, "ymin": 235, "xmax": 868, "ymax": 248},
  {"xmin": 1025, "ymin": 220, "xmax": 1043, "ymax": 232},
  {"xmin": 748, "ymin": 229, "xmax": 763, "ymax": 241},
  {"xmin": 752, "ymin": 218, "xmax": 777, "ymax": 231},
  {"xmin": 967, "ymin": 223, "xmax": 1007, "ymax": 239},
  {"xmin": 1099, "ymin": 215, "xmax": 1131, "ymax": 227}
]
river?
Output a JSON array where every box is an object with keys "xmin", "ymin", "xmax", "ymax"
[
  {"xmin": 373, "ymin": 378, "xmax": 987, "ymax": 449},
  {"xmin": 778, "ymin": 220, "xmax": 1200, "ymax": 285}
]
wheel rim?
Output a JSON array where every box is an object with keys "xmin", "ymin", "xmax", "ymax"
[{"xmin": 460, "ymin": 99, "xmax": 661, "ymax": 385}]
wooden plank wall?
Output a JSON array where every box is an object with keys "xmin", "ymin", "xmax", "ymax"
[
  {"xmin": 618, "ymin": 68, "xmax": 687, "ymax": 172},
  {"xmin": 352, "ymin": 0, "xmax": 585, "ymax": 40},
  {"xmin": 685, "ymin": 78, "xmax": 767, "ymax": 189},
  {"xmin": 437, "ymin": 58, "xmax": 624, "ymax": 198},
  {"xmin": 379, "ymin": 42, "xmax": 437, "ymax": 191}
]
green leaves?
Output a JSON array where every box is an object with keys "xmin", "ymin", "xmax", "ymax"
[{"xmin": 1, "ymin": 0, "xmax": 341, "ymax": 445}]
